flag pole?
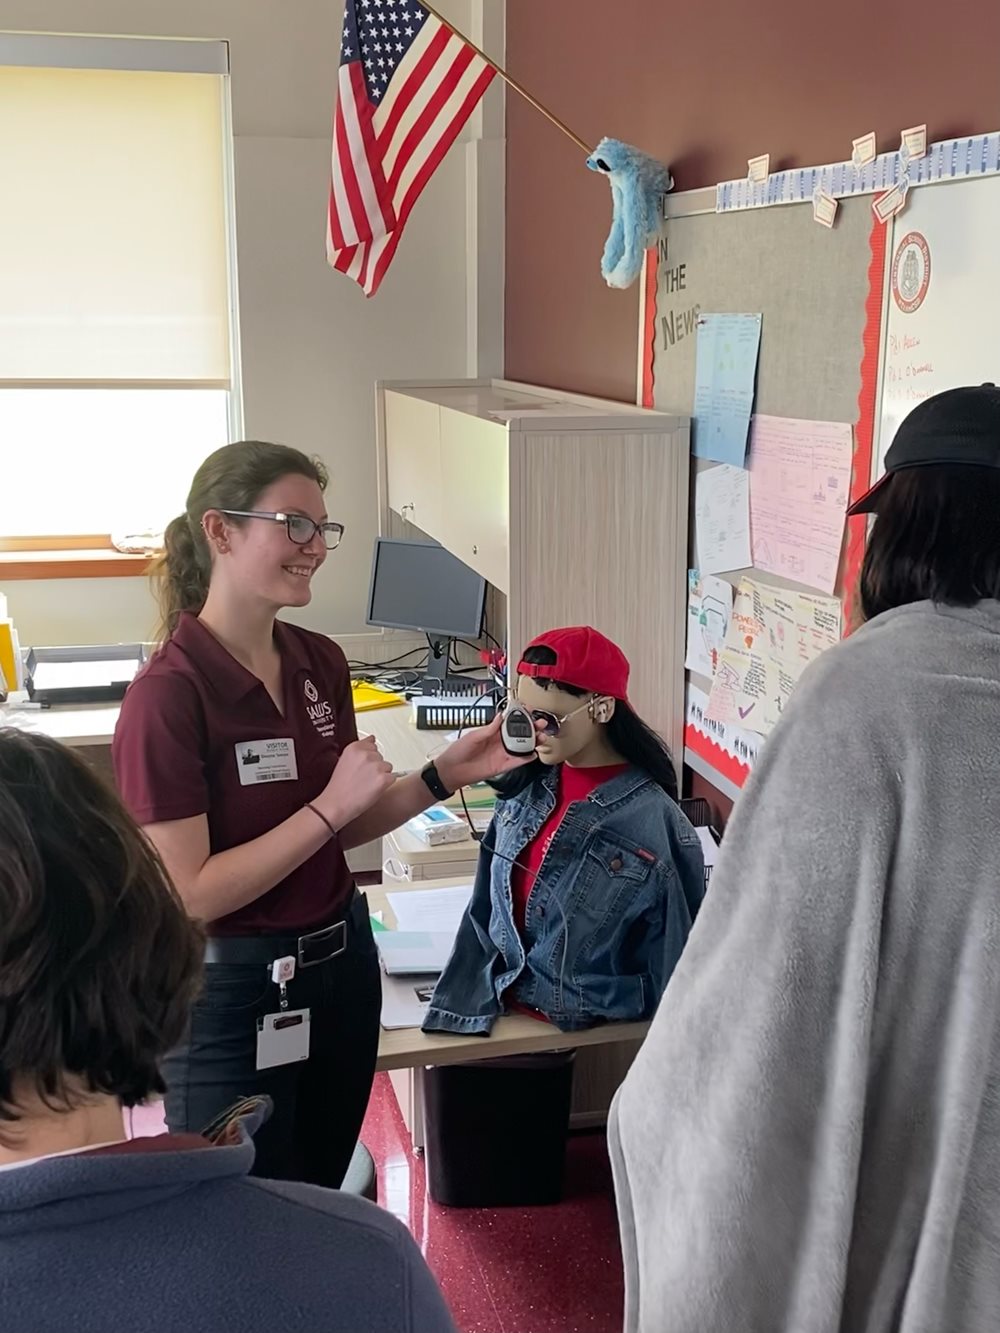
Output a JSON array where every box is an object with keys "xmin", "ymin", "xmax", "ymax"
[{"xmin": 418, "ymin": 2, "xmax": 593, "ymax": 155}]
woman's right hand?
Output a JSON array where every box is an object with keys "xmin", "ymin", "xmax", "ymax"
[{"xmin": 315, "ymin": 736, "xmax": 394, "ymax": 830}]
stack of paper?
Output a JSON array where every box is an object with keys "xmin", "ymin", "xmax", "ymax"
[{"xmin": 378, "ymin": 884, "xmax": 473, "ymax": 1030}]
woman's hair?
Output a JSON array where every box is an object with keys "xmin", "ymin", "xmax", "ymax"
[
  {"xmin": 493, "ymin": 644, "xmax": 679, "ymax": 801},
  {"xmin": 859, "ymin": 464, "xmax": 1000, "ymax": 623},
  {"xmin": 151, "ymin": 440, "xmax": 329, "ymax": 640},
  {"xmin": 0, "ymin": 729, "xmax": 204, "ymax": 1127}
]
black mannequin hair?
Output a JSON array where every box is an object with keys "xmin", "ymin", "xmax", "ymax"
[{"xmin": 492, "ymin": 644, "xmax": 679, "ymax": 801}]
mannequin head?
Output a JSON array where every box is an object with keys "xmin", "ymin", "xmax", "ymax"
[
  {"xmin": 515, "ymin": 674, "xmax": 618, "ymax": 768},
  {"xmin": 495, "ymin": 628, "xmax": 679, "ymax": 800}
]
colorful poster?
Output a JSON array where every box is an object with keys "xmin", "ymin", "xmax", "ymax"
[
  {"xmin": 685, "ymin": 571, "xmax": 734, "ymax": 679},
  {"xmin": 747, "ymin": 414, "xmax": 853, "ymax": 594},
  {"xmin": 692, "ymin": 313, "xmax": 762, "ymax": 465},
  {"xmin": 706, "ymin": 577, "xmax": 842, "ymax": 735}
]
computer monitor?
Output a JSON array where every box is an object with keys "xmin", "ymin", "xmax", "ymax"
[{"xmin": 366, "ymin": 537, "xmax": 486, "ymax": 686}]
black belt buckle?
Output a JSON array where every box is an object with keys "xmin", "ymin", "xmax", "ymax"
[{"xmin": 297, "ymin": 919, "xmax": 347, "ymax": 969}]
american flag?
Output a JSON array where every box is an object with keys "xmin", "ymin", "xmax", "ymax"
[{"xmin": 326, "ymin": 0, "xmax": 495, "ymax": 296}]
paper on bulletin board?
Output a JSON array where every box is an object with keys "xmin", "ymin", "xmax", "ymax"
[
  {"xmin": 747, "ymin": 414, "xmax": 853, "ymax": 594},
  {"xmin": 685, "ymin": 571, "xmax": 733, "ymax": 678},
  {"xmin": 692, "ymin": 313, "xmax": 762, "ymax": 465},
  {"xmin": 694, "ymin": 464, "xmax": 752, "ymax": 574},
  {"xmin": 686, "ymin": 680, "xmax": 763, "ymax": 775},
  {"xmin": 706, "ymin": 577, "xmax": 841, "ymax": 735}
]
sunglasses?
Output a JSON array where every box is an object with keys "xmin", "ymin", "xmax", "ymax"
[{"xmin": 513, "ymin": 696, "xmax": 606, "ymax": 737}]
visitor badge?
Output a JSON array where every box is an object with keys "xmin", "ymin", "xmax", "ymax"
[
  {"xmin": 256, "ymin": 1009, "xmax": 311, "ymax": 1070},
  {"xmin": 235, "ymin": 738, "xmax": 298, "ymax": 785}
]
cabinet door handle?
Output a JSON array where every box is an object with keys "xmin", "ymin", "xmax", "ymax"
[{"xmin": 401, "ymin": 502, "xmax": 414, "ymax": 519}]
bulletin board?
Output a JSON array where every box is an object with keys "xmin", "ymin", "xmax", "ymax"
[
  {"xmin": 640, "ymin": 129, "xmax": 1000, "ymax": 798},
  {"xmin": 641, "ymin": 197, "xmax": 886, "ymax": 796}
]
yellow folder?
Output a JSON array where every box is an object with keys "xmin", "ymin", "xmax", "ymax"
[
  {"xmin": 351, "ymin": 680, "xmax": 405, "ymax": 712},
  {"xmin": 0, "ymin": 622, "xmax": 17, "ymax": 692}
]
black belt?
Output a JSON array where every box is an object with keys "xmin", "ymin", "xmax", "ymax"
[{"xmin": 204, "ymin": 890, "xmax": 368, "ymax": 969}]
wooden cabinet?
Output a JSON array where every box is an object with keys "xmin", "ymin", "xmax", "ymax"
[
  {"xmin": 383, "ymin": 390, "xmax": 442, "ymax": 537},
  {"xmin": 377, "ymin": 378, "xmax": 691, "ymax": 765},
  {"xmin": 438, "ymin": 406, "xmax": 508, "ymax": 590}
]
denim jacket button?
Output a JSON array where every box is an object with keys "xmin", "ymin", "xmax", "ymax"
[{"xmin": 610, "ymin": 856, "xmax": 623, "ymax": 872}]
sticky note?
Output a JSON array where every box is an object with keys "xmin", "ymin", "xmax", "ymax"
[
  {"xmin": 872, "ymin": 184, "xmax": 906, "ymax": 224},
  {"xmin": 901, "ymin": 124, "xmax": 927, "ymax": 159},
  {"xmin": 812, "ymin": 192, "xmax": 838, "ymax": 228},
  {"xmin": 747, "ymin": 154, "xmax": 770, "ymax": 184},
  {"xmin": 852, "ymin": 132, "xmax": 877, "ymax": 167}
]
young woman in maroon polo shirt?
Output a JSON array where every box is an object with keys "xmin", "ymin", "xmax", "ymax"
[{"xmin": 112, "ymin": 440, "xmax": 528, "ymax": 1188}]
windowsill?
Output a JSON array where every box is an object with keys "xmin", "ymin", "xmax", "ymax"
[{"xmin": 0, "ymin": 549, "xmax": 155, "ymax": 580}]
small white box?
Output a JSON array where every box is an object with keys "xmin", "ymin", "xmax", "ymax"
[{"xmin": 407, "ymin": 806, "xmax": 469, "ymax": 846}]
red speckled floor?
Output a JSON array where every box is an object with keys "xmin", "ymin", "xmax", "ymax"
[{"xmin": 360, "ymin": 1074, "xmax": 625, "ymax": 1333}]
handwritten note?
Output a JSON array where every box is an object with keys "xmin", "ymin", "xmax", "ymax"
[
  {"xmin": 706, "ymin": 577, "xmax": 841, "ymax": 735},
  {"xmin": 747, "ymin": 414, "xmax": 853, "ymax": 594},
  {"xmin": 686, "ymin": 571, "xmax": 734, "ymax": 679},
  {"xmin": 692, "ymin": 313, "xmax": 762, "ymax": 465},
  {"xmin": 694, "ymin": 464, "xmax": 752, "ymax": 574}
]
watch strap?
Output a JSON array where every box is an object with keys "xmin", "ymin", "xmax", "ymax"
[{"xmin": 420, "ymin": 761, "xmax": 454, "ymax": 802}]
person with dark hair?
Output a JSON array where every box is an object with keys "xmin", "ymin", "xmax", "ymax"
[
  {"xmin": 423, "ymin": 626, "xmax": 705, "ymax": 1034},
  {"xmin": 610, "ymin": 384, "xmax": 1000, "ymax": 1333},
  {"xmin": 0, "ymin": 727, "xmax": 456, "ymax": 1333},
  {"xmin": 112, "ymin": 440, "xmax": 530, "ymax": 1188}
]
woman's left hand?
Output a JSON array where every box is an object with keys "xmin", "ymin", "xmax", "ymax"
[{"xmin": 435, "ymin": 713, "xmax": 537, "ymax": 791}]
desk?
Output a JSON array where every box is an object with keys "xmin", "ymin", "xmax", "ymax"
[
  {"xmin": 0, "ymin": 698, "xmax": 439, "ymax": 875},
  {"xmin": 370, "ymin": 876, "xmax": 648, "ymax": 1149}
]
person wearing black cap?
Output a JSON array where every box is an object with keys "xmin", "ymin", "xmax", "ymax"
[{"xmin": 610, "ymin": 384, "xmax": 1000, "ymax": 1332}]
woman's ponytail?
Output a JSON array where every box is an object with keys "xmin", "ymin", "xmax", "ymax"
[{"xmin": 151, "ymin": 514, "xmax": 210, "ymax": 642}]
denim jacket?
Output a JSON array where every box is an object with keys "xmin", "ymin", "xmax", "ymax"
[{"xmin": 422, "ymin": 765, "xmax": 706, "ymax": 1035}]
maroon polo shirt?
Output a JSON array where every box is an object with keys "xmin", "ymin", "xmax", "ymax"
[{"xmin": 112, "ymin": 612, "xmax": 358, "ymax": 936}]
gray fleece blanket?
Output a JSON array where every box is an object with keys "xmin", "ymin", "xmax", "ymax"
[{"xmin": 609, "ymin": 600, "xmax": 1000, "ymax": 1333}]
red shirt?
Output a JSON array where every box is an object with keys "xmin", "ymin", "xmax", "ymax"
[
  {"xmin": 112, "ymin": 612, "xmax": 358, "ymax": 936},
  {"xmin": 509, "ymin": 762, "xmax": 628, "ymax": 936}
]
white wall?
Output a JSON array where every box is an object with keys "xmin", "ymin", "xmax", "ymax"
[{"xmin": 2, "ymin": 0, "xmax": 504, "ymax": 646}]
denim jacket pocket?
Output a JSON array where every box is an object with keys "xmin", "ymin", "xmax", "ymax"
[{"xmin": 585, "ymin": 836, "xmax": 657, "ymax": 886}]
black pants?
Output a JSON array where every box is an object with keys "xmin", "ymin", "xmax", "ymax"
[{"xmin": 163, "ymin": 896, "xmax": 381, "ymax": 1188}]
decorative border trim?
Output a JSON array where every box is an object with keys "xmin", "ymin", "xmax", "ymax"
[{"xmin": 715, "ymin": 132, "xmax": 1000, "ymax": 213}]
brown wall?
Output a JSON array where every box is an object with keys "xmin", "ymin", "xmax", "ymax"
[{"xmin": 504, "ymin": 0, "xmax": 1000, "ymax": 403}]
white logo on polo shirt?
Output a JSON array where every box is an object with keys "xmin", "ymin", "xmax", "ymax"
[{"xmin": 303, "ymin": 677, "xmax": 336, "ymax": 739}]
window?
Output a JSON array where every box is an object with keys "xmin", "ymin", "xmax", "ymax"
[{"xmin": 0, "ymin": 36, "xmax": 239, "ymax": 578}]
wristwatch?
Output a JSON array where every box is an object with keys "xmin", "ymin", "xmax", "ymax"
[{"xmin": 420, "ymin": 761, "xmax": 454, "ymax": 802}]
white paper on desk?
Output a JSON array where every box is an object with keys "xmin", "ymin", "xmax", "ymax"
[
  {"xmin": 386, "ymin": 884, "xmax": 472, "ymax": 935},
  {"xmin": 694, "ymin": 465, "xmax": 752, "ymax": 574},
  {"xmin": 696, "ymin": 827, "xmax": 720, "ymax": 881},
  {"xmin": 380, "ymin": 973, "xmax": 436, "ymax": 1030}
]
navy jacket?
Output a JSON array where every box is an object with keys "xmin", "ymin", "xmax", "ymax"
[
  {"xmin": 423, "ymin": 765, "xmax": 705, "ymax": 1035},
  {"xmin": 0, "ymin": 1103, "xmax": 455, "ymax": 1333}
]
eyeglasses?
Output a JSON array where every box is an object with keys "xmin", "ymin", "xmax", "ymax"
[
  {"xmin": 516, "ymin": 696, "xmax": 606, "ymax": 737},
  {"xmin": 219, "ymin": 510, "xmax": 345, "ymax": 550}
]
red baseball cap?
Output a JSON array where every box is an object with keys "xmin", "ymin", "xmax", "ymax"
[{"xmin": 517, "ymin": 626, "xmax": 630, "ymax": 701}]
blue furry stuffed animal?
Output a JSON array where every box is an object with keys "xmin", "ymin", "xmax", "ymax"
[{"xmin": 586, "ymin": 138, "xmax": 673, "ymax": 289}]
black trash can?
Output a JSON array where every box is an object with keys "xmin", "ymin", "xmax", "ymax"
[{"xmin": 422, "ymin": 1049, "xmax": 576, "ymax": 1207}]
